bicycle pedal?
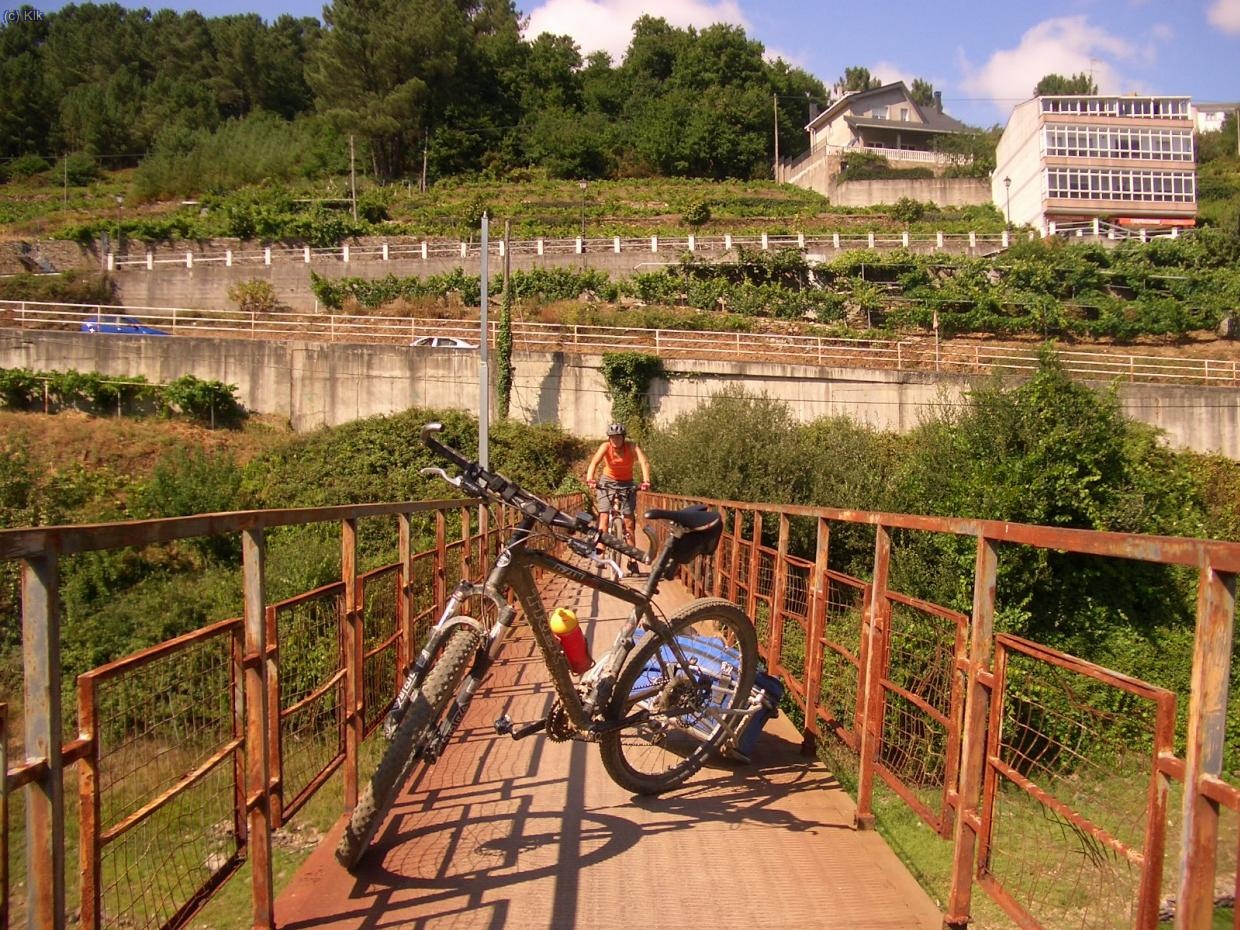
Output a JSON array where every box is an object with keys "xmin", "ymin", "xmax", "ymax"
[
  {"xmin": 510, "ymin": 719, "xmax": 548, "ymax": 741},
  {"xmin": 493, "ymin": 714, "xmax": 513, "ymax": 735}
]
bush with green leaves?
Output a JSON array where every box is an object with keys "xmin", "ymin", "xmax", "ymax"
[
  {"xmin": 682, "ymin": 200, "xmax": 711, "ymax": 227},
  {"xmin": 227, "ymin": 279, "xmax": 285, "ymax": 314},
  {"xmin": 161, "ymin": 375, "xmax": 244, "ymax": 426},
  {"xmin": 7, "ymin": 154, "xmax": 50, "ymax": 180},
  {"xmin": 56, "ymin": 153, "xmax": 100, "ymax": 186},
  {"xmin": 599, "ymin": 352, "xmax": 667, "ymax": 433}
]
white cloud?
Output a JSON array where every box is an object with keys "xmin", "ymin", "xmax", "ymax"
[
  {"xmin": 868, "ymin": 60, "xmax": 916, "ymax": 89},
  {"xmin": 959, "ymin": 16, "xmax": 1139, "ymax": 114},
  {"xmin": 522, "ymin": 0, "xmax": 748, "ymax": 64},
  {"xmin": 1208, "ymin": 0, "xmax": 1240, "ymax": 35}
]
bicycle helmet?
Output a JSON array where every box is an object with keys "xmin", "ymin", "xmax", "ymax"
[{"xmin": 606, "ymin": 422, "xmax": 626, "ymax": 437}]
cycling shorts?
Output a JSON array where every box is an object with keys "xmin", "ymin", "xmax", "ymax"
[{"xmin": 594, "ymin": 478, "xmax": 636, "ymax": 516}]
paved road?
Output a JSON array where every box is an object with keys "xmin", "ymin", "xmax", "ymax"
[{"xmin": 276, "ymin": 575, "xmax": 943, "ymax": 930}]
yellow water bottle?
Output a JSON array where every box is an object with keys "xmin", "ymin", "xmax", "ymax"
[{"xmin": 549, "ymin": 607, "xmax": 593, "ymax": 674}]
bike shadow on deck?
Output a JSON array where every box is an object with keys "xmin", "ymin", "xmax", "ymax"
[{"xmin": 275, "ymin": 578, "xmax": 942, "ymax": 930}]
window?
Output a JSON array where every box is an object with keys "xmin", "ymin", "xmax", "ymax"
[
  {"xmin": 1043, "ymin": 167, "xmax": 1196, "ymax": 203},
  {"xmin": 1041, "ymin": 125, "xmax": 1194, "ymax": 160},
  {"xmin": 900, "ymin": 107, "xmax": 909, "ymax": 122},
  {"xmin": 871, "ymin": 106, "xmax": 888, "ymax": 119}
]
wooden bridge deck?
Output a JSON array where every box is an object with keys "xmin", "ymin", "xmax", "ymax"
[{"xmin": 275, "ymin": 576, "xmax": 943, "ymax": 930}]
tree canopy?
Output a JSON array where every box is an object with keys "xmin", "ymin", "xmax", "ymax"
[
  {"xmin": 1034, "ymin": 72, "xmax": 1099, "ymax": 96},
  {"xmin": 0, "ymin": 3, "xmax": 827, "ymax": 184}
]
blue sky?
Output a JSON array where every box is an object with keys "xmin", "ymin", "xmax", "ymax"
[{"xmin": 40, "ymin": 0, "xmax": 1240, "ymax": 127}]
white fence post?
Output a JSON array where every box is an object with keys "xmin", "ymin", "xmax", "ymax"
[
  {"xmin": 688, "ymin": 235, "xmax": 695, "ymax": 252},
  {"xmin": 1002, "ymin": 230, "xmax": 1010, "ymax": 248},
  {"xmin": 225, "ymin": 249, "xmax": 232, "ymax": 267},
  {"xmin": 613, "ymin": 236, "xmax": 621, "ymax": 254},
  {"xmin": 867, "ymin": 232, "xmax": 875, "ymax": 249},
  {"xmin": 304, "ymin": 246, "xmax": 311, "ymax": 263},
  {"xmin": 936, "ymin": 231, "xmax": 944, "ymax": 249},
  {"xmin": 537, "ymin": 239, "xmax": 544, "ymax": 256},
  {"xmin": 422, "ymin": 241, "xmax": 428, "ymax": 260},
  {"xmin": 761, "ymin": 233, "xmax": 768, "ymax": 250},
  {"xmin": 1140, "ymin": 228, "xmax": 1148, "ymax": 243},
  {"xmin": 651, "ymin": 236, "xmax": 658, "ymax": 253},
  {"xmin": 264, "ymin": 247, "xmax": 271, "ymax": 266},
  {"xmin": 342, "ymin": 244, "xmax": 350, "ymax": 263},
  {"xmin": 725, "ymin": 234, "xmax": 732, "ymax": 250},
  {"xmin": 901, "ymin": 231, "xmax": 909, "ymax": 247},
  {"xmin": 460, "ymin": 242, "xmax": 468, "ymax": 258},
  {"xmin": 576, "ymin": 237, "xmax": 583, "ymax": 254},
  {"xmin": 106, "ymin": 253, "xmax": 114, "ymax": 271},
  {"xmin": 498, "ymin": 239, "xmax": 505, "ymax": 258},
  {"xmin": 1093, "ymin": 217, "xmax": 1101, "ymax": 238},
  {"xmin": 382, "ymin": 242, "xmax": 389, "ymax": 261},
  {"xmin": 832, "ymin": 233, "xmax": 840, "ymax": 249},
  {"xmin": 797, "ymin": 232, "xmax": 805, "ymax": 248},
  {"xmin": 1048, "ymin": 222, "xmax": 1057, "ymax": 237},
  {"xmin": 1171, "ymin": 227, "xmax": 1179, "ymax": 239},
  {"xmin": 186, "ymin": 252, "xmax": 193, "ymax": 269},
  {"xmin": 147, "ymin": 252, "xmax": 154, "ymax": 270},
  {"xmin": 969, "ymin": 231, "xmax": 977, "ymax": 248}
]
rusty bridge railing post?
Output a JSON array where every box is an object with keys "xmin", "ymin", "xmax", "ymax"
[
  {"xmin": 1, "ymin": 702, "xmax": 7, "ymax": 930},
  {"xmin": 855, "ymin": 523, "xmax": 890, "ymax": 829},
  {"xmin": 1175, "ymin": 561, "xmax": 1236, "ymax": 930},
  {"xmin": 768, "ymin": 513, "xmax": 790, "ymax": 671},
  {"xmin": 746, "ymin": 512, "xmax": 763, "ymax": 640},
  {"xmin": 399, "ymin": 513, "xmax": 414, "ymax": 673},
  {"xmin": 944, "ymin": 536, "xmax": 998, "ymax": 928},
  {"xmin": 76, "ymin": 676, "xmax": 101, "ymax": 930},
  {"xmin": 242, "ymin": 528, "xmax": 275, "ymax": 930},
  {"xmin": 802, "ymin": 516, "xmax": 831, "ymax": 756},
  {"xmin": 341, "ymin": 519, "xmax": 361, "ymax": 810},
  {"xmin": 21, "ymin": 552, "xmax": 66, "ymax": 930}
]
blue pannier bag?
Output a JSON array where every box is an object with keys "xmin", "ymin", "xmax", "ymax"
[{"xmin": 635, "ymin": 631, "xmax": 782, "ymax": 762}]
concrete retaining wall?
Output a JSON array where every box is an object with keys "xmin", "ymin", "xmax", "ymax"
[
  {"xmin": 828, "ymin": 178, "xmax": 993, "ymax": 208},
  {"xmin": 3, "ymin": 329, "xmax": 1238, "ymax": 458}
]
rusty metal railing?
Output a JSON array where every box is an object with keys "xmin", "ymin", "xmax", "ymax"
[
  {"xmin": 0, "ymin": 496, "xmax": 545, "ymax": 930},
  {"xmin": 647, "ymin": 491, "xmax": 1238, "ymax": 930},
  {"xmin": 4, "ymin": 489, "xmax": 1239, "ymax": 929}
]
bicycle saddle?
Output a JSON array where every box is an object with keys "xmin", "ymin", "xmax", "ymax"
[{"xmin": 643, "ymin": 504, "xmax": 718, "ymax": 531}]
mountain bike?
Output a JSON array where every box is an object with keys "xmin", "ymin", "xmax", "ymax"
[
  {"xmin": 593, "ymin": 477, "xmax": 642, "ymax": 575},
  {"xmin": 335, "ymin": 422, "xmax": 760, "ymax": 869}
]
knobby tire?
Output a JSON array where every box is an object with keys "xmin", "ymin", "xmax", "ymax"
[
  {"xmin": 335, "ymin": 625, "xmax": 481, "ymax": 870},
  {"xmin": 599, "ymin": 597, "xmax": 757, "ymax": 795}
]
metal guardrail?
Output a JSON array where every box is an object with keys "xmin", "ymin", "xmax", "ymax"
[
  {"xmin": 647, "ymin": 491, "xmax": 1239, "ymax": 930},
  {"xmin": 4, "ymin": 300, "xmax": 1238, "ymax": 388},
  {"xmin": 2, "ymin": 492, "xmax": 1238, "ymax": 928}
]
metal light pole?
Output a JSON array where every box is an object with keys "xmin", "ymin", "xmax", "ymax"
[
  {"xmin": 478, "ymin": 212, "xmax": 489, "ymax": 470},
  {"xmin": 578, "ymin": 181, "xmax": 587, "ymax": 238},
  {"xmin": 1003, "ymin": 176, "xmax": 1011, "ymax": 227},
  {"xmin": 115, "ymin": 194, "xmax": 124, "ymax": 252}
]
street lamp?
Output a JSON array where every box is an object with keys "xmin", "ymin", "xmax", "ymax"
[
  {"xmin": 114, "ymin": 194, "xmax": 125, "ymax": 252},
  {"xmin": 578, "ymin": 180, "xmax": 587, "ymax": 239},
  {"xmin": 1003, "ymin": 176, "xmax": 1011, "ymax": 227}
]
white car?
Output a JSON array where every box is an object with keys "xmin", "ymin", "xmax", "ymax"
[{"xmin": 411, "ymin": 336, "xmax": 477, "ymax": 349}]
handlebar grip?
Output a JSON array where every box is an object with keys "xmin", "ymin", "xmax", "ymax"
[{"xmin": 597, "ymin": 530, "xmax": 646, "ymax": 564}]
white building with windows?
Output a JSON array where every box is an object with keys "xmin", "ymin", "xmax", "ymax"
[{"xmin": 993, "ymin": 95, "xmax": 1196, "ymax": 233}]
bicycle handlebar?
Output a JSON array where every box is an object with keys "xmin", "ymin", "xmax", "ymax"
[{"xmin": 421, "ymin": 422, "xmax": 649, "ymax": 563}]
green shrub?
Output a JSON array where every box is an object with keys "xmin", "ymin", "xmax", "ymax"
[
  {"xmin": 56, "ymin": 153, "xmax": 100, "ymax": 186},
  {"xmin": 891, "ymin": 197, "xmax": 926, "ymax": 224},
  {"xmin": 227, "ymin": 279, "xmax": 284, "ymax": 314},
  {"xmin": 7, "ymin": 154, "xmax": 50, "ymax": 179},
  {"xmin": 161, "ymin": 375, "xmax": 244, "ymax": 426},
  {"xmin": 131, "ymin": 449, "xmax": 247, "ymax": 562},
  {"xmin": 682, "ymin": 200, "xmax": 711, "ymax": 227}
]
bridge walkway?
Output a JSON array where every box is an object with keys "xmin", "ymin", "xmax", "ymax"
[{"xmin": 275, "ymin": 574, "xmax": 942, "ymax": 930}]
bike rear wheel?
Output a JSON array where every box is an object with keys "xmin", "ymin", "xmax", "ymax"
[
  {"xmin": 599, "ymin": 598, "xmax": 757, "ymax": 795},
  {"xmin": 335, "ymin": 625, "xmax": 481, "ymax": 870}
]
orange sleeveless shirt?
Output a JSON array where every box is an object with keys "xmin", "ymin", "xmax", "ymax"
[{"xmin": 600, "ymin": 442, "xmax": 636, "ymax": 482}]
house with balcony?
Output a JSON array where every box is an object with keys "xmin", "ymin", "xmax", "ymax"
[
  {"xmin": 992, "ymin": 95, "xmax": 1197, "ymax": 233},
  {"xmin": 802, "ymin": 82, "xmax": 972, "ymax": 170}
]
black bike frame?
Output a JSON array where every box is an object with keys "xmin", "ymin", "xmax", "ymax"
[{"xmin": 408, "ymin": 512, "xmax": 688, "ymax": 746}]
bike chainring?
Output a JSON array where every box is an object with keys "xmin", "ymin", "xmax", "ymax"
[{"xmin": 545, "ymin": 701, "xmax": 576, "ymax": 742}]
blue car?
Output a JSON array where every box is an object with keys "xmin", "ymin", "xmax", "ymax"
[{"xmin": 81, "ymin": 315, "xmax": 169, "ymax": 336}]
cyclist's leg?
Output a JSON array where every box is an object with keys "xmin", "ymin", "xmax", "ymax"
[
  {"xmin": 621, "ymin": 485, "xmax": 638, "ymax": 569},
  {"xmin": 595, "ymin": 480, "xmax": 614, "ymax": 546}
]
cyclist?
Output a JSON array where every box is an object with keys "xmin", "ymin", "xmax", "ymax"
[{"xmin": 585, "ymin": 422, "xmax": 651, "ymax": 572}]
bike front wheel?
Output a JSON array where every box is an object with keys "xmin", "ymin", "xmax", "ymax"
[
  {"xmin": 335, "ymin": 624, "xmax": 481, "ymax": 870},
  {"xmin": 599, "ymin": 598, "xmax": 757, "ymax": 795}
]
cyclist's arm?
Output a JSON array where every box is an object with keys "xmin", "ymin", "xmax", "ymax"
[
  {"xmin": 634, "ymin": 444, "xmax": 651, "ymax": 486},
  {"xmin": 585, "ymin": 443, "xmax": 607, "ymax": 483}
]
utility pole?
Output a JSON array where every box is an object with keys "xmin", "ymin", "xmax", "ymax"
[
  {"xmin": 421, "ymin": 134, "xmax": 429, "ymax": 193},
  {"xmin": 773, "ymin": 94, "xmax": 780, "ymax": 180},
  {"xmin": 479, "ymin": 212, "xmax": 489, "ymax": 469},
  {"xmin": 349, "ymin": 135, "xmax": 357, "ymax": 222}
]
